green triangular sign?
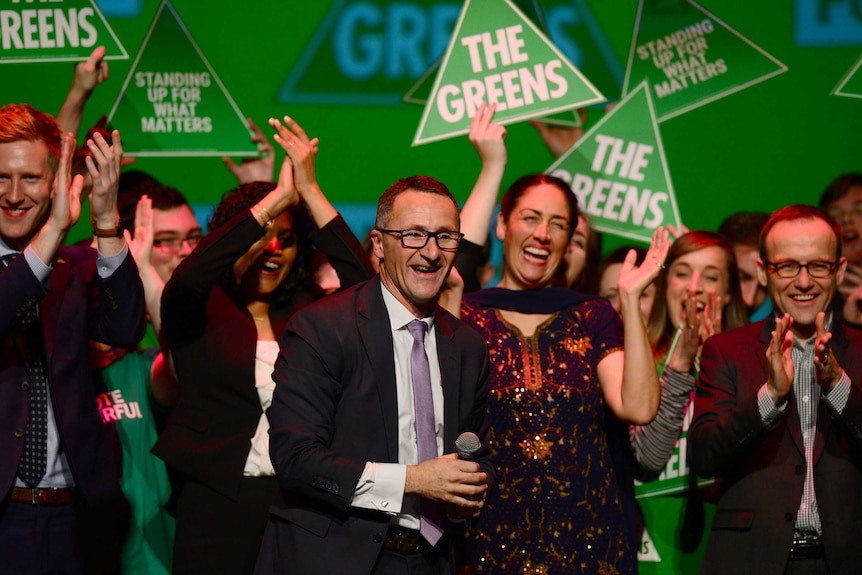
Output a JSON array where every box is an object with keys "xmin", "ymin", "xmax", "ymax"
[
  {"xmin": 0, "ymin": 0, "xmax": 127, "ymax": 64},
  {"xmin": 623, "ymin": 0, "xmax": 787, "ymax": 122},
  {"xmin": 413, "ymin": 0, "xmax": 604, "ymax": 146},
  {"xmin": 546, "ymin": 81, "xmax": 682, "ymax": 243},
  {"xmin": 106, "ymin": 0, "xmax": 255, "ymax": 157},
  {"xmin": 404, "ymin": 60, "xmax": 582, "ymax": 128},
  {"xmin": 638, "ymin": 527, "xmax": 662, "ymax": 562},
  {"xmin": 832, "ymin": 53, "xmax": 862, "ymax": 99}
]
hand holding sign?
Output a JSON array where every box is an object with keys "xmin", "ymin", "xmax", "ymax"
[
  {"xmin": 222, "ymin": 118, "xmax": 276, "ymax": 185},
  {"xmin": 469, "ymin": 102, "xmax": 507, "ymax": 168}
]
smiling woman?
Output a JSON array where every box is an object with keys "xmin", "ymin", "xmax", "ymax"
[{"xmin": 151, "ymin": 117, "xmax": 372, "ymax": 575}]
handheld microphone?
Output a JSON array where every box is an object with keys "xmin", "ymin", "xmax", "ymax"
[{"xmin": 455, "ymin": 432, "xmax": 482, "ymax": 460}]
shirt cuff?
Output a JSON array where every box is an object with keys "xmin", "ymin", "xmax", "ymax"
[
  {"xmin": 350, "ymin": 462, "xmax": 406, "ymax": 515},
  {"xmin": 95, "ymin": 243, "xmax": 129, "ymax": 278},
  {"xmin": 758, "ymin": 383, "xmax": 786, "ymax": 427},
  {"xmin": 23, "ymin": 245, "xmax": 52, "ymax": 284},
  {"xmin": 822, "ymin": 371, "xmax": 851, "ymax": 416}
]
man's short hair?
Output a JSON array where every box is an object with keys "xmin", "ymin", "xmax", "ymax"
[
  {"xmin": 118, "ymin": 181, "xmax": 190, "ymax": 234},
  {"xmin": 759, "ymin": 204, "xmax": 843, "ymax": 259},
  {"xmin": 718, "ymin": 211, "xmax": 770, "ymax": 249},
  {"xmin": 0, "ymin": 104, "xmax": 62, "ymax": 173},
  {"xmin": 374, "ymin": 175, "xmax": 458, "ymax": 229},
  {"xmin": 818, "ymin": 173, "xmax": 862, "ymax": 207}
]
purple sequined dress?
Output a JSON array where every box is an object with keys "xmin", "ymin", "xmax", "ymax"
[{"xmin": 460, "ymin": 295, "xmax": 634, "ymax": 575}]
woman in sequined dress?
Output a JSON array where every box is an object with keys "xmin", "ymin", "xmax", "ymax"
[{"xmin": 449, "ymin": 105, "xmax": 668, "ymax": 574}]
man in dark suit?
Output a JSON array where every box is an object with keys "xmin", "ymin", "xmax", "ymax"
[
  {"xmin": 0, "ymin": 103, "xmax": 145, "ymax": 573},
  {"xmin": 689, "ymin": 204, "xmax": 862, "ymax": 574},
  {"xmin": 257, "ymin": 175, "xmax": 492, "ymax": 575}
]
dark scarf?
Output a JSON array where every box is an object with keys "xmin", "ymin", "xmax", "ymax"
[{"xmin": 463, "ymin": 287, "xmax": 598, "ymax": 314}]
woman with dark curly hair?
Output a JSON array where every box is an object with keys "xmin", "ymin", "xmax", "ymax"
[{"xmin": 152, "ymin": 117, "xmax": 371, "ymax": 575}]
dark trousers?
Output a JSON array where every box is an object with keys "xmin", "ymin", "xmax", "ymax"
[
  {"xmin": 0, "ymin": 494, "xmax": 128, "ymax": 575},
  {"xmin": 372, "ymin": 537, "xmax": 452, "ymax": 575},
  {"xmin": 785, "ymin": 557, "xmax": 830, "ymax": 575},
  {"xmin": 172, "ymin": 476, "xmax": 278, "ymax": 575},
  {"xmin": 0, "ymin": 498, "xmax": 81, "ymax": 575}
]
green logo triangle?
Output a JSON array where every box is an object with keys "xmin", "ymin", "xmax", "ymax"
[
  {"xmin": 623, "ymin": 0, "xmax": 787, "ymax": 122},
  {"xmin": 106, "ymin": 0, "xmax": 255, "ymax": 157},
  {"xmin": 546, "ymin": 81, "xmax": 682, "ymax": 243},
  {"xmin": 413, "ymin": 0, "xmax": 605, "ymax": 146},
  {"xmin": 0, "ymin": 0, "xmax": 128, "ymax": 64},
  {"xmin": 832, "ymin": 53, "xmax": 862, "ymax": 99}
]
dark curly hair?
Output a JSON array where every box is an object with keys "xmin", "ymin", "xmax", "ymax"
[{"xmin": 209, "ymin": 181, "xmax": 316, "ymax": 304}]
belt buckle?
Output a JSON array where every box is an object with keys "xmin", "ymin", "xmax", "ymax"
[{"xmin": 30, "ymin": 488, "xmax": 38, "ymax": 505}]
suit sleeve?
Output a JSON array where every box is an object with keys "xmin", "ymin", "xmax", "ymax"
[
  {"xmin": 91, "ymin": 250, "xmax": 147, "ymax": 348},
  {"xmin": 687, "ymin": 336, "xmax": 770, "ymax": 478},
  {"xmin": 267, "ymin": 310, "xmax": 369, "ymax": 513},
  {"xmin": 162, "ymin": 213, "xmax": 265, "ymax": 348},
  {"xmin": 310, "ymin": 214, "xmax": 373, "ymax": 290}
]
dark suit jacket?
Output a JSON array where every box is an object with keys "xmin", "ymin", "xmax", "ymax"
[
  {"xmin": 256, "ymin": 276, "xmax": 493, "ymax": 575},
  {"xmin": 688, "ymin": 316, "xmax": 862, "ymax": 574},
  {"xmin": 0, "ymin": 246, "xmax": 145, "ymax": 503},
  {"xmin": 153, "ymin": 212, "xmax": 372, "ymax": 500}
]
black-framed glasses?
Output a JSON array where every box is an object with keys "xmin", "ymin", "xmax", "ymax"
[
  {"xmin": 762, "ymin": 259, "xmax": 839, "ymax": 279},
  {"xmin": 152, "ymin": 233, "xmax": 203, "ymax": 253},
  {"xmin": 375, "ymin": 228, "xmax": 463, "ymax": 251}
]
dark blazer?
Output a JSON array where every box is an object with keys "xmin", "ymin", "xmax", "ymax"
[
  {"xmin": 0, "ymin": 246, "xmax": 145, "ymax": 502},
  {"xmin": 153, "ymin": 212, "xmax": 372, "ymax": 500},
  {"xmin": 688, "ymin": 316, "xmax": 862, "ymax": 574},
  {"xmin": 256, "ymin": 276, "xmax": 493, "ymax": 575}
]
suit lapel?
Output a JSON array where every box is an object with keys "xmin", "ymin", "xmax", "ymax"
[
  {"xmin": 811, "ymin": 322, "xmax": 850, "ymax": 463},
  {"xmin": 357, "ymin": 278, "xmax": 400, "ymax": 462},
  {"xmin": 40, "ymin": 252, "xmax": 72, "ymax": 368},
  {"xmin": 435, "ymin": 309, "xmax": 461, "ymax": 453}
]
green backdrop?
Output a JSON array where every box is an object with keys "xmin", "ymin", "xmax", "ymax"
[{"xmin": 1, "ymin": 0, "xmax": 860, "ymax": 247}]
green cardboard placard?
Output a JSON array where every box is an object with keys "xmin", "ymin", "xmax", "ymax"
[
  {"xmin": 403, "ymin": 0, "xmax": 586, "ymax": 128},
  {"xmin": 413, "ymin": 0, "xmax": 604, "ymax": 146},
  {"xmin": 546, "ymin": 81, "xmax": 682, "ymax": 243},
  {"xmin": 832, "ymin": 53, "xmax": 862, "ymax": 99},
  {"xmin": 623, "ymin": 0, "xmax": 787, "ymax": 122},
  {"xmin": 0, "ymin": 0, "xmax": 127, "ymax": 64},
  {"xmin": 106, "ymin": 0, "xmax": 255, "ymax": 157}
]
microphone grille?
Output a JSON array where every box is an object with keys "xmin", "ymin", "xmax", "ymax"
[{"xmin": 455, "ymin": 431, "xmax": 481, "ymax": 454}]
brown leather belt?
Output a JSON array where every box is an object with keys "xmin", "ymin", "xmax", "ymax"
[
  {"xmin": 383, "ymin": 527, "xmax": 429, "ymax": 555},
  {"xmin": 10, "ymin": 487, "xmax": 76, "ymax": 505}
]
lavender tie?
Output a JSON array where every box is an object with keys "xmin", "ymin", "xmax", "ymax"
[{"xmin": 407, "ymin": 319, "xmax": 444, "ymax": 545}]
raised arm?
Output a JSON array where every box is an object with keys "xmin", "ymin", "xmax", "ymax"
[
  {"xmin": 268, "ymin": 115, "xmax": 372, "ymax": 287},
  {"xmin": 598, "ymin": 228, "xmax": 669, "ymax": 424},
  {"xmin": 460, "ymin": 102, "xmax": 507, "ymax": 246},
  {"xmin": 57, "ymin": 46, "xmax": 109, "ymax": 137}
]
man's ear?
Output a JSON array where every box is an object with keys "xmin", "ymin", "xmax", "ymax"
[
  {"xmin": 371, "ymin": 229, "xmax": 385, "ymax": 262},
  {"xmin": 756, "ymin": 257, "xmax": 768, "ymax": 287}
]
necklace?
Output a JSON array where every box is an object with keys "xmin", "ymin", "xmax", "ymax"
[{"xmin": 252, "ymin": 315, "xmax": 268, "ymax": 322}]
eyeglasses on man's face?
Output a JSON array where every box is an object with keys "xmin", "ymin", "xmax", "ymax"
[
  {"xmin": 762, "ymin": 259, "xmax": 839, "ymax": 279},
  {"xmin": 375, "ymin": 228, "xmax": 463, "ymax": 251},
  {"xmin": 152, "ymin": 232, "xmax": 203, "ymax": 253}
]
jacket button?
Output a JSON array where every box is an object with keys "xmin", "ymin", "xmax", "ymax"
[
  {"xmin": 21, "ymin": 381, "xmax": 29, "ymax": 391},
  {"xmin": 784, "ymin": 512, "xmax": 794, "ymax": 523},
  {"xmin": 795, "ymin": 464, "xmax": 804, "ymax": 475},
  {"xmin": 14, "ymin": 428, "xmax": 23, "ymax": 438},
  {"xmin": 372, "ymin": 533, "xmax": 382, "ymax": 543}
]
